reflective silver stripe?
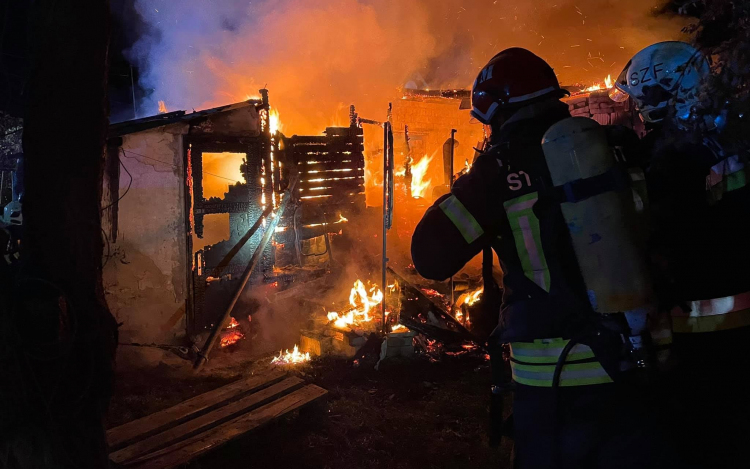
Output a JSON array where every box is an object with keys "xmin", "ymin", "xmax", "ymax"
[
  {"xmin": 439, "ymin": 195, "xmax": 484, "ymax": 244},
  {"xmin": 672, "ymin": 291, "xmax": 750, "ymax": 318},
  {"xmin": 508, "ymin": 86, "xmax": 557, "ymax": 103}
]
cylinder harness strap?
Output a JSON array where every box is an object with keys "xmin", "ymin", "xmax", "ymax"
[
  {"xmin": 550, "ymin": 164, "xmax": 632, "ymax": 204},
  {"xmin": 509, "ymin": 338, "xmax": 613, "ymax": 387},
  {"xmin": 671, "ymin": 291, "xmax": 750, "ymax": 333}
]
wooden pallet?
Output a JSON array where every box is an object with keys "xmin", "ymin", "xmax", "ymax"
[{"xmin": 107, "ymin": 370, "xmax": 327, "ymax": 469}]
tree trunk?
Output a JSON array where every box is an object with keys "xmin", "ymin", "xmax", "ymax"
[{"xmin": 3, "ymin": 1, "xmax": 118, "ymax": 467}]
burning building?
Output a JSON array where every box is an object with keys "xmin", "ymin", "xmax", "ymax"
[{"xmin": 101, "ymin": 91, "xmax": 365, "ymax": 345}]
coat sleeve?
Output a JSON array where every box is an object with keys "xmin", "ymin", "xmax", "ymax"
[{"xmin": 411, "ymin": 152, "xmax": 505, "ymax": 281}]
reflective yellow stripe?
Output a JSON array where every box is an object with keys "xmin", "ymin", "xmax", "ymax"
[
  {"xmin": 503, "ymin": 192, "xmax": 550, "ymax": 292},
  {"xmin": 672, "ymin": 307, "xmax": 750, "ymax": 333},
  {"xmin": 509, "ymin": 339, "xmax": 613, "ymax": 387},
  {"xmin": 439, "ymin": 195, "xmax": 484, "ymax": 244},
  {"xmin": 510, "ymin": 339, "xmax": 595, "ymax": 363}
]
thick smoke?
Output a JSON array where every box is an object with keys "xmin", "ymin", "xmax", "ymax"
[{"xmin": 127, "ymin": 0, "xmax": 683, "ymax": 134}]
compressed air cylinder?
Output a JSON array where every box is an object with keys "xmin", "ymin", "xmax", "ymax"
[{"xmin": 542, "ymin": 117, "xmax": 653, "ymax": 315}]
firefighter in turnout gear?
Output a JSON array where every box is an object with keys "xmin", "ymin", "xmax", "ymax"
[
  {"xmin": 613, "ymin": 41, "xmax": 750, "ymax": 469},
  {"xmin": 412, "ymin": 48, "xmax": 668, "ymax": 468}
]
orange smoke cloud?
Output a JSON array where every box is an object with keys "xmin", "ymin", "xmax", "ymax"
[{"xmin": 129, "ymin": 0, "xmax": 685, "ymax": 136}]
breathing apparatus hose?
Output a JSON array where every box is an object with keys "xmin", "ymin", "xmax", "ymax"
[{"xmin": 551, "ymin": 338, "xmax": 579, "ymax": 469}]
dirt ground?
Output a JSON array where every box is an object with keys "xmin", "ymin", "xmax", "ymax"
[{"xmin": 108, "ymin": 344, "xmax": 512, "ymax": 469}]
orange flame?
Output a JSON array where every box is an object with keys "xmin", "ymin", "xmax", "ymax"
[
  {"xmin": 269, "ymin": 108, "xmax": 282, "ymax": 135},
  {"xmin": 158, "ymin": 100, "xmax": 168, "ymax": 113},
  {"xmin": 390, "ymin": 324, "xmax": 409, "ymax": 333},
  {"xmin": 271, "ymin": 345, "xmax": 311, "ymax": 365},
  {"xmin": 458, "ymin": 287, "xmax": 484, "ymax": 307},
  {"xmin": 327, "ymin": 279, "xmax": 384, "ymax": 329},
  {"xmin": 582, "ymin": 74, "xmax": 614, "ymax": 93},
  {"xmin": 410, "ymin": 154, "xmax": 433, "ymax": 198}
]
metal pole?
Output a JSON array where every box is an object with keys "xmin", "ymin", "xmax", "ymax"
[
  {"xmin": 382, "ymin": 123, "xmax": 389, "ymax": 335},
  {"xmin": 194, "ymin": 176, "xmax": 297, "ymax": 371},
  {"xmin": 449, "ymin": 129, "xmax": 457, "ymax": 312}
]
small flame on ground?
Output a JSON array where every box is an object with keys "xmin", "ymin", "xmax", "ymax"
[
  {"xmin": 411, "ymin": 154, "xmax": 433, "ymax": 198},
  {"xmin": 327, "ymin": 279, "xmax": 384, "ymax": 329},
  {"xmin": 227, "ymin": 317, "xmax": 240, "ymax": 328},
  {"xmin": 158, "ymin": 100, "xmax": 168, "ymax": 113},
  {"xmin": 271, "ymin": 345, "xmax": 311, "ymax": 365}
]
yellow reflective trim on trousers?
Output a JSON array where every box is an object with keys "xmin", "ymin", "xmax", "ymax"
[
  {"xmin": 510, "ymin": 361, "xmax": 613, "ymax": 387},
  {"xmin": 510, "ymin": 340, "xmax": 595, "ymax": 363},
  {"xmin": 509, "ymin": 340, "xmax": 611, "ymax": 387},
  {"xmin": 511, "ymin": 361, "xmax": 605, "ymax": 373},
  {"xmin": 439, "ymin": 195, "xmax": 484, "ymax": 244},
  {"xmin": 513, "ymin": 374, "xmax": 614, "ymax": 387},
  {"xmin": 673, "ymin": 307, "xmax": 750, "ymax": 334}
]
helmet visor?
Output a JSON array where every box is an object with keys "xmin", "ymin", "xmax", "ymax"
[
  {"xmin": 609, "ymin": 66, "xmax": 631, "ymax": 102},
  {"xmin": 609, "ymin": 85, "xmax": 630, "ymax": 103}
]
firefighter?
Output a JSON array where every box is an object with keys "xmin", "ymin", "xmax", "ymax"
[
  {"xmin": 612, "ymin": 41, "xmax": 750, "ymax": 469},
  {"xmin": 412, "ymin": 48, "xmax": 667, "ymax": 468}
]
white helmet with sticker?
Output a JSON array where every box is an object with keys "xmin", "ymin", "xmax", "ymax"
[{"xmin": 610, "ymin": 41, "xmax": 709, "ymax": 124}]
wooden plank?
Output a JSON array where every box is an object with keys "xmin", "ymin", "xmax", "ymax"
[
  {"xmin": 296, "ymin": 160, "xmax": 363, "ymax": 171},
  {"xmin": 299, "ymin": 178, "xmax": 364, "ymax": 189},
  {"xmin": 130, "ymin": 385, "xmax": 328, "ymax": 469},
  {"xmin": 107, "ymin": 370, "xmax": 287, "ymax": 451},
  {"xmin": 300, "ymin": 168, "xmax": 364, "ymax": 179},
  {"xmin": 110, "ymin": 377, "xmax": 305, "ymax": 465},
  {"xmin": 298, "ymin": 194, "xmax": 366, "ymax": 206}
]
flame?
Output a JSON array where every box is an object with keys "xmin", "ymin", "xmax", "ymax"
[
  {"xmin": 227, "ymin": 317, "xmax": 240, "ymax": 328},
  {"xmin": 269, "ymin": 108, "xmax": 282, "ymax": 135},
  {"xmin": 158, "ymin": 100, "xmax": 168, "ymax": 113},
  {"xmin": 582, "ymin": 74, "xmax": 614, "ymax": 93},
  {"xmin": 390, "ymin": 324, "xmax": 409, "ymax": 333},
  {"xmin": 271, "ymin": 345, "xmax": 311, "ymax": 365},
  {"xmin": 327, "ymin": 279, "xmax": 384, "ymax": 329},
  {"xmin": 303, "ymin": 213, "xmax": 348, "ymax": 228},
  {"xmin": 410, "ymin": 154, "xmax": 433, "ymax": 198},
  {"xmin": 458, "ymin": 287, "xmax": 484, "ymax": 307}
]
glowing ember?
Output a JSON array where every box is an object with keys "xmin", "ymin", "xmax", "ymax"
[
  {"xmin": 271, "ymin": 345, "xmax": 311, "ymax": 365},
  {"xmin": 220, "ymin": 329, "xmax": 244, "ymax": 347},
  {"xmin": 410, "ymin": 154, "xmax": 433, "ymax": 198},
  {"xmin": 269, "ymin": 108, "xmax": 282, "ymax": 135},
  {"xmin": 581, "ymin": 74, "xmax": 614, "ymax": 93},
  {"xmin": 327, "ymin": 279, "xmax": 384, "ymax": 329},
  {"xmin": 227, "ymin": 317, "xmax": 240, "ymax": 328},
  {"xmin": 158, "ymin": 100, "xmax": 168, "ymax": 113},
  {"xmin": 420, "ymin": 288, "xmax": 443, "ymax": 298}
]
